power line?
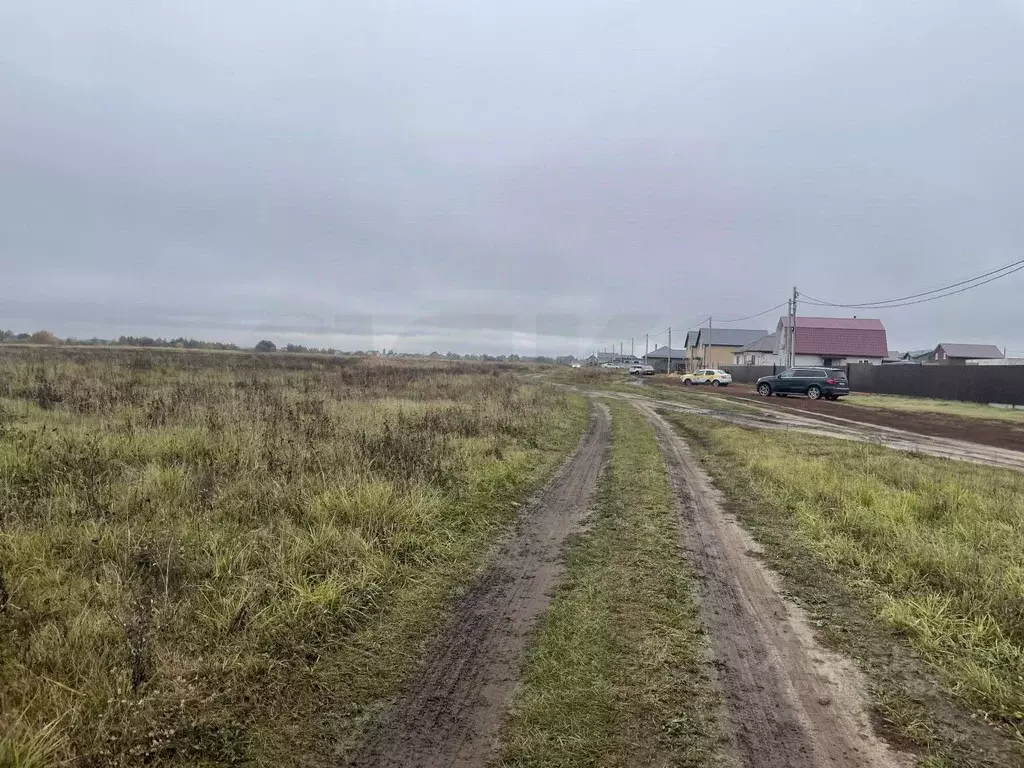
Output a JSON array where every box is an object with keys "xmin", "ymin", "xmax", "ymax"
[
  {"xmin": 801, "ymin": 258, "xmax": 1024, "ymax": 309},
  {"xmin": 677, "ymin": 315, "xmax": 713, "ymax": 332},
  {"xmin": 609, "ymin": 258, "xmax": 1024, "ymax": 364},
  {"xmin": 715, "ymin": 301, "xmax": 789, "ymax": 323},
  {"xmin": 803, "ymin": 263, "xmax": 1024, "ymax": 310}
]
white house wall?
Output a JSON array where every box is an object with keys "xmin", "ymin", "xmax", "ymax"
[
  {"xmin": 792, "ymin": 354, "xmax": 884, "ymax": 367},
  {"xmin": 734, "ymin": 351, "xmax": 779, "ymax": 366}
]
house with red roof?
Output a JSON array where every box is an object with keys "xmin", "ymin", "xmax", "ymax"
[{"xmin": 775, "ymin": 316, "xmax": 889, "ymax": 367}]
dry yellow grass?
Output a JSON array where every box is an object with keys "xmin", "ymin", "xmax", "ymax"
[{"xmin": 0, "ymin": 347, "xmax": 586, "ymax": 767}]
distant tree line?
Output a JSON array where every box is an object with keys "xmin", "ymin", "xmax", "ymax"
[
  {"xmin": 1, "ymin": 329, "xmax": 580, "ymax": 363},
  {"xmin": 0, "ymin": 329, "xmax": 240, "ymax": 350}
]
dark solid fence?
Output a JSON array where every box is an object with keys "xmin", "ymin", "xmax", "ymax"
[
  {"xmin": 845, "ymin": 363, "xmax": 1024, "ymax": 405},
  {"xmin": 726, "ymin": 363, "xmax": 1024, "ymax": 405},
  {"xmin": 722, "ymin": 365, "xmax": 777, "ymax": 383}
]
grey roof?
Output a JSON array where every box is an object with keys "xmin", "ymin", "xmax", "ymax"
[
  {"xmin": 937, "ymin": 343, "xmax": 1004, "ymax": 359},
  {"xmin": 594, "ymin": 351, "xmax": 639, "ymax": 362},
  {"xmin": 737, "ymin": 333, "xmax": 776, "ymax": 353},
  {"xmin": 684, "ymin": 330, "xmax": 699, "ymax": 348},
  {"xmin": 887, "ymin": 350, "xmax": 902, "ymax": 359},
  {"xmin": 694, "ymin": 327, "xmax": 770, "ymax": 348},
  {"xmin": 645, "ymin": 345, "xmax": 687, "ymax": 359}
]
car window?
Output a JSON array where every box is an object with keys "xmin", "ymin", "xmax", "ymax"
[
  {"xmin": 778, "ymin": 370, "xmax": 792, "ymax": 378},
  {"xmin": 793, "ymin": 369, "xmax": 819, "ymax": 377}
]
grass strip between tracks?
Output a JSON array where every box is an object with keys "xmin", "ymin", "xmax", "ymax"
[
  {"xmin": 668, "ymin": 413, "xmax": 1024, "ymax": 768},
  {"xmin": 499, "ymin": 400, "xmax": 726, "ymax": 767}
]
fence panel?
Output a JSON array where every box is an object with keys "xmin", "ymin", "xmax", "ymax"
[
  {"xmin": 846, "ymin": 364, "xmax": 1024, "ymax": 405},
  {"xmin": 723, "ymin": 365, "xmax": 777, "ymax": 383}
]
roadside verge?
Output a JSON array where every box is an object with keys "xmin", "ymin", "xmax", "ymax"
[{"xmin": 667, "ymin": 412, "xmax": 1024, "ymax": 768}]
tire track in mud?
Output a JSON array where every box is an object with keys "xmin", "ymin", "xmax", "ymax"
[
  {"xmin": 634, "ymin": 400, "xmax": 911, "ymax": 768},
  {"xmin": 348, "ymin": 401, "xmax": 610, "ymax": 768}
]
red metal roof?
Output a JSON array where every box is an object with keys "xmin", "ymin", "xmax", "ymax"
[{"xmin": 778, "ymin": 316, "xmax": 889, "ymax": 357}]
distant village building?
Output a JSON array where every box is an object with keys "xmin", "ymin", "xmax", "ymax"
[
  {"xmin": 586, "ymin": 351, "xmax": 640, "ymax": 367},
  {"xmin": 733, "ymin": 334, "xmax": 777, "ymax": 366},
  {"xmin": 645, "ymin": 345, "xmax": 688, "ymax": 372},
  {"xmin": 689, "ymin": 328, "xmax": 769, "ymax": 370},
  {"xmin": 927, "ymin": 343, "xmax": 1004, "ymax": 365},
  {"xmin": 776, "ymin": 316, "xmax": 888, "ymax": 367}
]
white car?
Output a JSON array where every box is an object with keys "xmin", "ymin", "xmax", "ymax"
[
  {"xmin": 680, "ymin": 369, "xmax": 733, "ymax": 386},
  {"xmin": 629, "ymin": 364, "xmax": 655, "ymax": 375}
]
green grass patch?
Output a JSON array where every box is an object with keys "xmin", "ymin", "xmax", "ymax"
[
  {"xmin": 668, "ymin": 414, "xmax": 1024, "ymax": 765},
  {"xmin": 0, "ymin": 348, "xmax": 587, "ymax": 767},
  {"xmin": 845, "ymin": 393, "xmax": 1024, "ymax": 423},
  {"xmin": 499, "ymin": 401, "xmax": 725, "ymax": 767}
]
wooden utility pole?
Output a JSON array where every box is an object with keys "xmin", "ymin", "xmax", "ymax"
[
  {"xmin": 631, "ymin": 337, "xmax": 634, "ymax": 359},
  {"xmin": 645, "ymin": 333, "xmax": 649, "ymax": 361}
]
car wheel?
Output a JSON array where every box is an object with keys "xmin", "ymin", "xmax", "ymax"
[
  {"xmin": 712, "ymin": 380, "xmax": 721, "ymax": 386},
  {"xmin": 807, "ymin": 385, "xmax": 822, "ymax": 400},
  {"xmin": 683, "ymin": 379, "xmax": 692, "ymax": 386},
  {"xmin": 757, "ymin": 383, "xmax": 771, "ymax": 396}
]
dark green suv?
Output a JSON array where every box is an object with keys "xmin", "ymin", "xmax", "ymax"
[{"xmin": 755, "ymin": 367, "xmax": 850, "ymax": 400}]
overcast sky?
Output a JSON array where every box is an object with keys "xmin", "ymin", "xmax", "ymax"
[{"xmin": 3, "ymin": 1, "xmax": 1024, "ymax": 355}]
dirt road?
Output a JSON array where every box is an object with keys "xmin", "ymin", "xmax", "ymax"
[
  {"xmin": 348, "ymin": 402, "xmax": 610, "ymax": 768},
  {"xmin": 635, "ymin": 401, "xmax": 910, "ymax": 768},
  {"xmin": 603, "ymin": 388, "xmax": 1024, "ymax": 471},
  {"xmin": 704, "ymin": 384, "xmax": 1024, "ymax": 452}
]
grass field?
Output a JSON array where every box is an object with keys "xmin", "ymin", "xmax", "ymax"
[
  {"xmin": 669, "ymin": 414, "xmax": 1024, "ymax": 762},
  {"xmin": 0, "ymin": 347, "xmax": 586, "ymax": 767},
  {"xmin": 500, "ymin": 401, "xmax": 725, "ymax": 767},
  {"xmin": 845, "ymin": 393, "xmax": 1024, "ymax": 423}
]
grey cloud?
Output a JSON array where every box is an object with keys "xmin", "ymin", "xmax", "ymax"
[{"xmin": 2, "ymin": 1, "xmax": 1024, "ymax": 355}]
